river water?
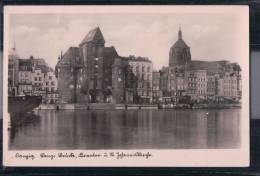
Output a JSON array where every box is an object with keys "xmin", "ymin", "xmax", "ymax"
[{"xmin": 9, "ymin": 109, "xmax": 240, "ymax": 150}]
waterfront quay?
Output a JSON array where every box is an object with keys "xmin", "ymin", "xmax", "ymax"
[
  {"xmin": 37, "ymin": 102, "xmax": 241, "ymax": 110},
  {"xmin": 8, "ymin": 26, "xmax": 242, "ymax": 108},
  {"xmin": 38, "ymin": 103, "xmax": 157, "ymax": 110},
  {"xmin": 8, "ymin": 25, "xmax": 243, "ymax": 150}
]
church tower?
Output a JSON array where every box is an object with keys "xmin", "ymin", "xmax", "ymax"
[
  {"xmin": 79, "ymin": 26, "xmax": 105, "ymax": 65},
  {"xmin": 169, "ymin": 27, "xmax": 191, "ymax": 66},
  {"xmin": 78, "ymin": 27, "xmax": 106, "ymax": 102}
]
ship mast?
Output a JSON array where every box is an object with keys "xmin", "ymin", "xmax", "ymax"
[{"xmin": 12, "ymin": 42, "xmax": 16, "ymax": 88}]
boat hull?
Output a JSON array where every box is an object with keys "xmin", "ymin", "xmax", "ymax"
[{"xmin": 8, "ymin": 96, "xmax": 42, "ymax": 115}]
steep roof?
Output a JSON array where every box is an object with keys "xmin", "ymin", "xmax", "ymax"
[
  {"xmin": 171, "ymin": 28, "xmax": 190, "ymax": 49},
  {"xmin": 104, "ymin": 46, "xmax": 118, "ymax": 58},
  {"xmin": 56, "ymin": 47, "xmax": 80, "ymax": 67},
  {"xmin": 103, "ymin": 46, "xmax": 119, "ymax": 66},
  {"xmin": 171, "ymin": 38, "xmax": 189, "ymax": 49},
  {"xmin": 79, "ymin": 27, "xmax": 105, "ymax": 46}
]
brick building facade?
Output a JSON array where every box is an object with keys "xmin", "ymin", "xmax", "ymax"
[{"xmin": 56, "ymin": 27, "xmax": 139, "ymax": 104}]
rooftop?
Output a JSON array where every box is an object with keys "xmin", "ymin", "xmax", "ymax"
[
  {"xmin": 171, "ymin": 27, "xmax": 190, "ymax": 49},
  {"xmin": 56, "ymin": 47, "xmax": 81, "ymax": 67},
  {"xmin": 171, "ymin": 38, "xmax": 189, "ymax": 49},
  {"xmin": 188, "ymin": 60, "xmax": 230, "ymax": 73},
  {"xmin": 79, "ymin": 27, "xmax": 105, "ymax": 46},
  {"xmin": 127, "ymin": 55, "xmax": 152, "ymax": 63}
]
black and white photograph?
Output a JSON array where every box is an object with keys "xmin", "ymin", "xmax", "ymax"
[{"xmin": 3, "ymin": 6, "xmax": 249, "ymax": 167}]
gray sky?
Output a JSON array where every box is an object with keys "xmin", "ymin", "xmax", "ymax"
[{"xmin": 9, "ymin": 12, "xmax": 245, "ymax": 70}]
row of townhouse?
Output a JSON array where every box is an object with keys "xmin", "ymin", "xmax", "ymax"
[
  {"xmin": 8, "ymin": 50, "xmax": 59, "ymax": 104},
  {"xmin": 54, "ymin": 27, "xmax": 242, "ymax": 105},
  {"xmin": 151, "ymin": 27, "xmax": 242, "ymax": 104},
  {"xmin": 157, "ymin": 67, "xmax": 241, "ymax": 104}
]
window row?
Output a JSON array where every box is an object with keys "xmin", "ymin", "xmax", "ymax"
[
  {"xmin": 45, "ymin": 87, "xmax": 55, "ymax": 92},
  {"xmin": 34, "ymin": 77, "xmax": 42, "ymax": 81},
  {"xmin": 45, "ymin": 81, "xmax": 55, "ymax": 86},
  {"xmin": 47, "ymin": 94, "xmax": 59, "ymax": 98},
  {"xmin": 33, "ymin": 83, "xmax": 43, "ymax": 86},
  {"xmin": 133, "ymin": 66, "xmax": 151, "ymax": 73}
]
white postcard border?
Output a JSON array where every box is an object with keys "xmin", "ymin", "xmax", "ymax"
[{"xmin": 2, "ymin": 5, "xmax": 249, "ymax": 167}]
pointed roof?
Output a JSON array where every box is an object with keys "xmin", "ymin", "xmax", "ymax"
[
  {"xmin": 172, "ymin": 39, "xmax": 189, "ymax": 48},
  {"xmin": 104, "ymin": 46, "xmax": 118, "ymax": 58},
  {"xmin": 56, "ymin": 47, "xmax": 80, "ymax": 66},
  {"xmin": 171, "ymin": 27, "xmax": 189, "ymax": 49},
  {"xmin": 103, "ymin": 46, "xmax": 119, "ymax": 66},
  {"xmin": 178, "ymin": 26, "xmax": 182, "ymax": 40},
  {"xmin": 79, "ymin": 27, "xmax": 105, "ymax": 46}
]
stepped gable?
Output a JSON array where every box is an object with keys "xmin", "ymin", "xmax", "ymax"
[
  {"xmin": 79, "ymin": 27, "xmax": 105, "ymax": 46},
  {"xmin": 56, "ymin": 47, "xmax": 80, "ymax": 66}
]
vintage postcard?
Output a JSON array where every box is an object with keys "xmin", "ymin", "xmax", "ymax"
[{"xmin": 3, "ymin": 5, "xmax": 249, "ymax": 167}]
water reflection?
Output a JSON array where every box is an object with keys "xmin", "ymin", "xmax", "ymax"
[
  {"xmin": 9, "ymin": 109, "xmax": 241, "ymax": 150},
  {"xmin": 9, "ymin": 112, "xmax": 41, "ymax": 147}
]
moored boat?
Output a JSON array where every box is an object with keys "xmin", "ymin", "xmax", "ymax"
[{"xmin": 8, "ymin": 95, "xmax": 42, "ymax": 115}]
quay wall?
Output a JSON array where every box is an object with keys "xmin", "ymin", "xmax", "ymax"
[
  {"xmin": 115, "ymin": 104, "xmax": 158, "ymax": 110},
  {"xmin": 36, "ymin": 103, "xmax": 158, "ymax": 110},
  {"xmin": 36, "ymin": 103, "xmax": 241, "ymax": 110}
]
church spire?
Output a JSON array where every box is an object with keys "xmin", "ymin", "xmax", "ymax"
[{"xmin": 178, "ymin": 25, "xmax": 182, "ymax": 40}]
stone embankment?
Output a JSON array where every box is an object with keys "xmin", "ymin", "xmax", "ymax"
[{"xmin": 36, "ymin": 103, "xmax": 241, "ymax": 110}]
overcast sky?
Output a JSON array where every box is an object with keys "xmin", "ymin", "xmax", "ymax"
[{"xmin": 9, "ymin": 12, "xmax": 246, "ymax": 70}]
